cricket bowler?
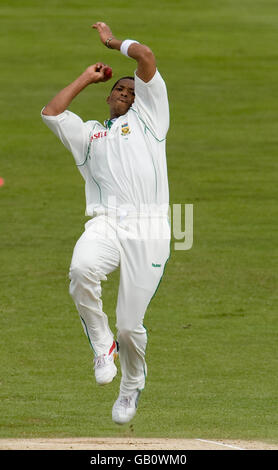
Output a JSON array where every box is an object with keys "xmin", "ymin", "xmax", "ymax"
[{"xmin": 41, "ymin": 22, "xmax": 170, "ymax": 424}]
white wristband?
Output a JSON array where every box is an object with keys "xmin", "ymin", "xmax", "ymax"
[{"xmin": 120, "ymin": 39, "xmax": 139, "ymax": 57}]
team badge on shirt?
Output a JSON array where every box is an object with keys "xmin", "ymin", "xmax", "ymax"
[{"xmin": 121, "ymin": 122, "xmax": 131, "ymax": 137}]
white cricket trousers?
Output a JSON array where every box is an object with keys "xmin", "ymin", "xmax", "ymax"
[{"xmin": 69, "ymin": 214, "xmax": 170, "ymax": 394}]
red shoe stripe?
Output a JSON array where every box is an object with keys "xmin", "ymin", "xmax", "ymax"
[{"xmin": 109, "ymin": 341, "xmax": 116, "ymax": 356}]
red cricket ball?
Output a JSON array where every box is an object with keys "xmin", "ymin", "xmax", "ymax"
[{"xmin": 104, "ymin": 67, "xmax": 113, "ymax": 79}]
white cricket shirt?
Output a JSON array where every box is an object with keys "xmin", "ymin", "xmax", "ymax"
[{"xmin": 41, "ymin": 69, "xmax": 170, "ymax": 217}]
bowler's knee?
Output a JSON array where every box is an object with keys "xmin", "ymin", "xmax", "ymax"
[
  {"xmin": 69, "ymin": 262, "xmax": 91, "ymax": 283},
  {"xmin": 69, "ymin": 259, "xmax": 106, "ymax": 296}
]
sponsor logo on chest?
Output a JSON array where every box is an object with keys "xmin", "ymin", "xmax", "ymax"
[
  {"xmin": 90, "ymin": 122, "xmax": 131, "ymax": 142},
  {"xmin": 91, "ymin": 131, "xmax": 107, "ymax": 141}
]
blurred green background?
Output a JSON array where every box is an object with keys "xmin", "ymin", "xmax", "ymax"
[{"xmin": 0, "ymin": 0, "xmax": 277, "ymax": 441}]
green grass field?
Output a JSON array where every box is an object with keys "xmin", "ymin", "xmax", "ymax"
[{"xmin": 0, "ymin": 0, "xmax": 277, "ymax": 442}]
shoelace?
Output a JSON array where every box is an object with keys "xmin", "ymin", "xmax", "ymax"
[
  {"xmin": 119, "ymin": 396, "xmax": 132, "ymax": 407},
  {"xmin": 94, "ymin": 342, "xmax": 117, "ymax": 369},
  {"xmin": 94, "ymin": 354, "xmax": 106, "ymax": 369}
]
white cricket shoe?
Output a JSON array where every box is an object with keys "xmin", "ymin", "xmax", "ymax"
[
  {"xmin": 112, "ymin": 389, "xmax": 141, "ymax": 424},
  {"xmin": 94, "ymin": 341, "xmax": 118, "ymax": 385}
]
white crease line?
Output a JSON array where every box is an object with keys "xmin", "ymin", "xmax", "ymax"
[{"xmin": 196, "ymin": 439, "xmax": 246, "ymax": 450}]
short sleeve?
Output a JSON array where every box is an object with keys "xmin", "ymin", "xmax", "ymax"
[
  {"xmin": 133, "ymin": 69, "xmax": 169, "ymax": 141},
  {"xmin": 41, "ymin": 109, "xmax": 95, "ymax": 165}
]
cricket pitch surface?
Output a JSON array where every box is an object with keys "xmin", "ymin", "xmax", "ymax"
[{"xmin": 0, "ymin": 437, "xmax": 277, "ymax": 450}]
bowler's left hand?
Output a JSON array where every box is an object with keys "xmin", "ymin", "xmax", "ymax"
[{"xmin": 92, "ymin": 22, "xmax": 114, "ymax": 45}]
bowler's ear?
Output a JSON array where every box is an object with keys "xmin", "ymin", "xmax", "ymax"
[{"xmin": 106, "ymin": 95, "xmax": 110, "ymax": 104}]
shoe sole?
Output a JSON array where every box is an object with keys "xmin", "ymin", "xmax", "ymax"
[{"xmin": 112, "ymin": 410, "xmax": 137, "ymax": 425}]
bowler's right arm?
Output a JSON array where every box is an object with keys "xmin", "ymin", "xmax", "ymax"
[{"xmin": 42, "ymin": 63, "xmax": 111, "ymax": 116}]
